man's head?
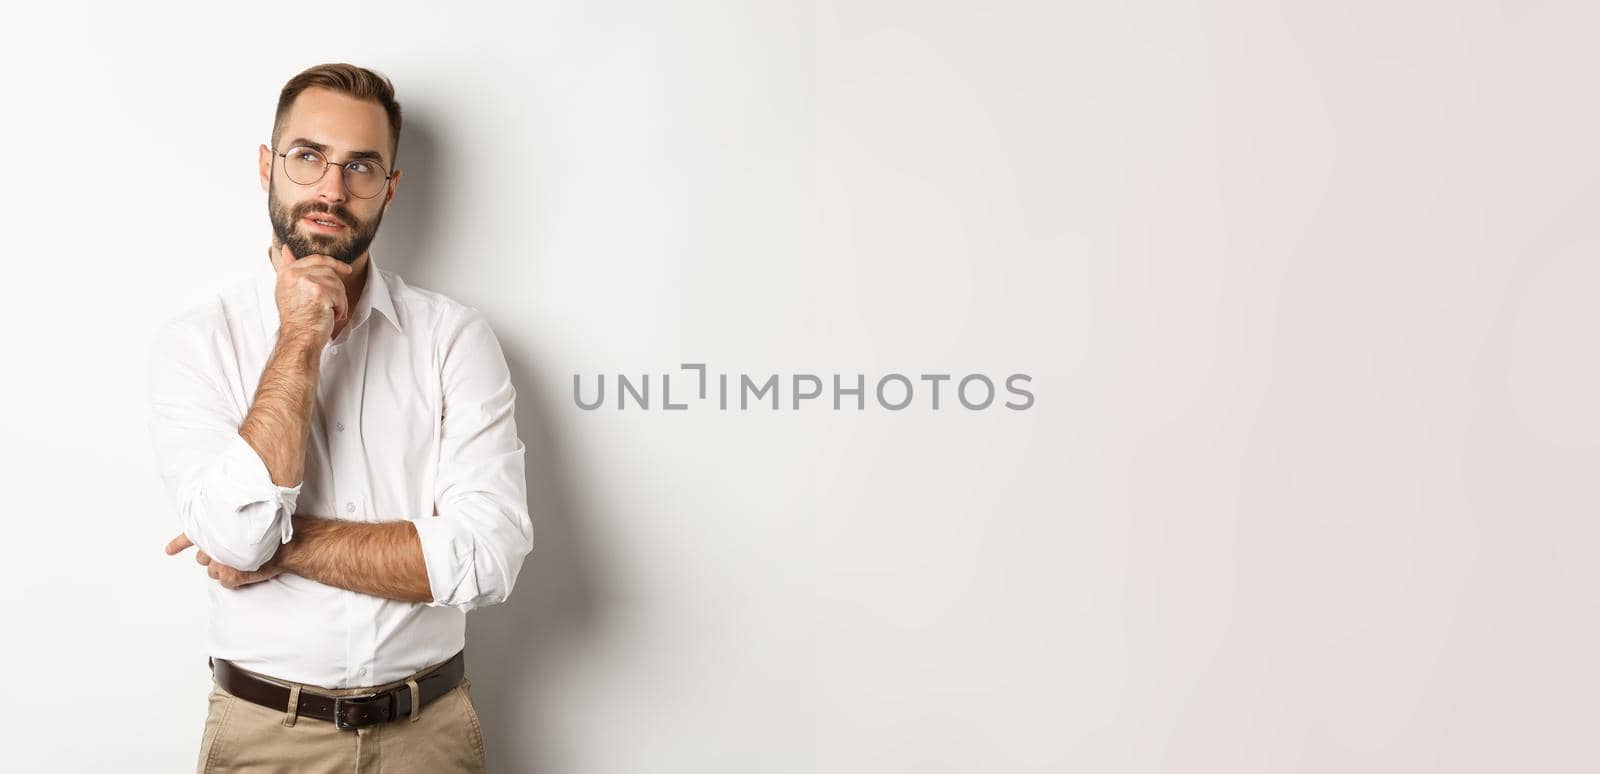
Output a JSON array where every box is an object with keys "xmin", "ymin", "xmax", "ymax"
[{"xmin": 259, "ymin": 63, "xmax": 404, "ymax": 265}]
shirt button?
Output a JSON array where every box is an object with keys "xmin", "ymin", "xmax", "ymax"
[
  {"xmin": 336, "ymin": 421, "xmax": 345, "ymax": 432},
  {"xmin": 357, "ymin": 667, "xmax": 367, "ymax": 677},
  {"xmin": 346, "ymin": 501, "xmax": 356, "ymax": 514}
]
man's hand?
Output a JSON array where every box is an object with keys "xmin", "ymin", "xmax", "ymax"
[
  {"xmin": 271, "ymin": 244, "xmax": 352, "ymax": 344},
  {"xmin": 165, "ymin": 534, "xmax": 286, "ymax": 590}
]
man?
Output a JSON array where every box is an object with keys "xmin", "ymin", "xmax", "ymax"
[{"xmin": 147, "ymin": 63, "xmax": 533, "ymax": 773}]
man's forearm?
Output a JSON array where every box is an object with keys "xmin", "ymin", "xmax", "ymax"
[
  {"xmin": 273, "ymin": 515, "xmax": 433, "ymax": 603},
  {"xmin": 239, "ymin": 333, "xmax": 322, "ymax": 486}
]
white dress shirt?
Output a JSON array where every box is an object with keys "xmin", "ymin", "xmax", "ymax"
[{"xmin": 147, "ymin": 251, "xmax": 534, "ymax": 688}]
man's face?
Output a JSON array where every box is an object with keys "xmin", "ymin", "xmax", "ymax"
[{"xmin": 259, "ymin": 87, "xmax": 401, "ymax": 265}]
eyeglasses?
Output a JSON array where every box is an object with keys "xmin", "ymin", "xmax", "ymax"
[{"xmin": 271, "ymin": 145, "xmax": 392, "ymax": 199}]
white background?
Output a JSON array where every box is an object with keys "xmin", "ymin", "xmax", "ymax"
[{"xmin": 1, "ymin": 1, "xmax": 1595, "ymax": 771}]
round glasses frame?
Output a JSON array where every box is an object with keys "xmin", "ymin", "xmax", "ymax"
[{"xmin": 271, "ymin": 145, "xmax": 393, "ymax": 199}]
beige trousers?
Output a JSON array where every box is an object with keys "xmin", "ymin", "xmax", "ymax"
[{"xmin": 195, "ymin": 660, "xmax": 487, "ymax": 773}]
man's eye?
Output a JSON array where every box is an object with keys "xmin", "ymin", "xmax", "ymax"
[
  {"xmin": 348, "ymin": 161, "xmax": 372, "ymax": 174},
  {"xmin": 295, "ymin": 153, "xmax": 320, "ymax": 163}
]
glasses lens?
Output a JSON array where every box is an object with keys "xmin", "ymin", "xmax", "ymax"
[
  {"xmin": 343, "ymin": 159, "xmax": 388, "ymax": 199},
  {"xmin": 283, "ymin": 147, "xmax": 326, "ymax": 186}
]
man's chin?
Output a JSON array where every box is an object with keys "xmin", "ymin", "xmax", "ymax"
[
  {"xmin": 295, "ymin": 232, "xmax": 352, "ymax": 256},
  {"xmin": 284, "ymin": 242, "xmax": 349, "ymax": 264}
]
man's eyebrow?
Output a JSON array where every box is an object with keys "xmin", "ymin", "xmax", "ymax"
[{"xmin": 284, "ymin": 137, "xmax": 388, "ymax": 164}]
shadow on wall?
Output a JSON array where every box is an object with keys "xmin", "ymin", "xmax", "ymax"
[
  {"xmin": 376, "ymin": 112, "xmax": 610, "ymax": 773},
  {"xmin": 371, "ymin": 112, "xmax": 442, "ymax": 284}
]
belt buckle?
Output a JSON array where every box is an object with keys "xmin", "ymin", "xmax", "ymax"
[{"xmin": 332, "ymin": 692, "xmax": 390, "ymax": 731}]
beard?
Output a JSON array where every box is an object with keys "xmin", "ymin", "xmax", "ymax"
[{"xmin": 267, "ymin": 171, "xmax": 385, "ymax": 265}]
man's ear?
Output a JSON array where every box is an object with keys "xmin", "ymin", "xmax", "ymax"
[
  {"xmin": 383, "ymin": 167, "xmax": 403, "ymax": 207},
  {"xmin": 258, "ymin": 144, "xmax": 273, "ymax": 193}
]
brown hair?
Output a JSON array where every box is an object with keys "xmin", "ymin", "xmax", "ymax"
[{"xmin": 272, "ymin": 63, "xmax": 403, "ymax": 164}]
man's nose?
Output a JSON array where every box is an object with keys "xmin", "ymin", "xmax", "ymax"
[{"xmin": 315, "ymin": 164, "xmax": 348, "ymax": 203}]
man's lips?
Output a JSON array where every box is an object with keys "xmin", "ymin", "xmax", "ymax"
[{"xmin": 301, "ymin": 214, "xmax": 347, "ymax": 232}]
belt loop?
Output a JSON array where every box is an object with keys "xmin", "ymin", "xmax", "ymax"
[
  {"xmin": 282, "ymin": 684, "xmax": 302, "ymax": 727},
  {"xmin": 406, "ymin": 678, "xmax": 422, "ymax": 722}
]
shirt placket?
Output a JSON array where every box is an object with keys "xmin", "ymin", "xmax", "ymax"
[{"xmin": 318, "ymin": 324, "xmax": 380, "ymax": 687}]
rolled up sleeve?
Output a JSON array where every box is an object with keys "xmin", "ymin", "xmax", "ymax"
[
  {"xmin": 148, "ymin": 319, "xmax": 298, "ymax": 572},
  {"xmin": 411, "ymin": 307, "xmax": 534, "ymax": 612}
]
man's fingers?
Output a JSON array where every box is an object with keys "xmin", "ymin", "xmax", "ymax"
[
  {"xmin": 311, "ymin": 272, "xmax": 350, "ymax": 322},
  {"xmin": 272, "ymin": 248, "xmax": 354, "ymax": 332},
  {"xmin": 196, "ymin": 558, "xmax": 282, "ymax": 590},
  {"xmin": 195, "ymin": 550, "xmax": 211, "ymax": 567},
  {"xmin": 302, "ymin": 273, "xmax": 349, "ymax": 322},
  {"xmin": 283, "ymin": 270, "xmax": 346, "ymax": 318},
  {"xmin": 289, "ymin": 260, "xmax": 353, "ymax": 322},
  {"xmin": 302, "ymin": 272, "xmax": 345, "ymax": 299},
  {"xmin": 214, "ymin": 566, "xmax": 248, "ymax": 590},
  {"xmin": 165, "ymin": 534, "xmax": 193, "ymax": 555}
]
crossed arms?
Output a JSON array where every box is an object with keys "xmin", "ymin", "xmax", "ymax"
[
  {"xmin": 148, "ymin": 304, "xmax": 533, "ymax": 611},
  {"xmin": 166, "ymin": 514, "xmax": 433, "ymax": 601},
  {"xmin": 160, "ymin": 324, "xmax": 433, "ymax": 601}
]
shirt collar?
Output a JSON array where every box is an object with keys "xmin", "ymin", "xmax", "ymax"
[{"xmin": 256, "ymin": 248, "xmax": 403, "ymax": 341}]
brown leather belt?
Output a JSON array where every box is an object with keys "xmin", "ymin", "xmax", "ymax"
[{"xmin": 209, "ymin": 651, "xmax": 466, "ymax": 731}]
